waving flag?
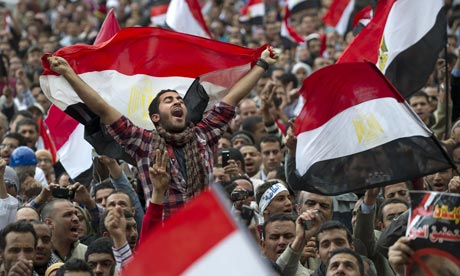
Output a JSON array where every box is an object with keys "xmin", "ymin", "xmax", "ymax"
[
  {"xmin": 337, "ymin": 0, "xmax": 446, "ymax": 98},
  {"xmin": 125, "ymin": 188, "xmax": 271, "ymax": 275},
  {"xmin": 287, "ymin": 0, "xmax": 320, "ymax": 15},
  {"xmin": 166, "ymin": 0, "xmax": 212, "ymax": 38},
  {"xmin": 293, "ymin": 62, "xmax": 453, "ymax": 195},
  {"xmin": 281, "ymin": 5, "xmax": 305, "ymax": 44},
  {"xmin": 240, "ymin": 0, "xmax": 264, "ymax": 25},
  {"xmin": 44, "ymin": 9, "xmax": 121, "ymax": 180},
  {"xmin": 150, "ymin": 0, "xmax": 170, "ymax": 26},
  {"xmin": 323, "ymin": 0, "xmax": 355, "ymax": 36}
]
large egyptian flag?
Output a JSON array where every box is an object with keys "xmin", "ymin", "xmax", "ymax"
[
  {"xmin": 44, "ymin": 9, "xmax": 121, "ymax": 180},
  {"xmin": 293, "ymin": 62, "xmax": 453, "ymax": 195},
  {"xmin": 337, "ymin": 0, "xmax": 446, "ymax": 98},
  {"xmin": 323, "ymin": 0, "xmax": 355, "ymax": 36},
  {"xmin": 165, "ymin": 0, "xmax": 212, "ymax": 38},
  {"xmin": 125, "ymin": 188, "xmax": 272, "ymax": 275}
]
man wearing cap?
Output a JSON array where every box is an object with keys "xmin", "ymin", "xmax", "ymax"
[
  {"xmin": 0, "ymin": 159, "xmax": 19, "ymax": 230},
  {"xmin": 9, "ymin": 146, "xmax": 43, "ymax": 202},
  {"xmin": 47, "ymin": 47, "xmax": 278, "ymax": 219},
  {"xmin": 256, "ymin": 180, "xmax": 293, "ymax": 223}
]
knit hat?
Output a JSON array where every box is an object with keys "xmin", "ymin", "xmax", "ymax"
[{"xmin": 4, "ymin": 166, "xmax": 19, "ymax": 192}]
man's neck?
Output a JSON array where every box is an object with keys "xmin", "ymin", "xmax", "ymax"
[{"xmin": 52, "ymin": 237, "xmax": 73, "ymax": 261}]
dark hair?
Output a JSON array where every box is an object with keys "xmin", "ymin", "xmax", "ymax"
[
  {"xmin": 231, "ymin": 175, "xmax": 254, "ymax": 191},
  {"xmin": 277, "ymin": 73, "xmax": 298, "ymax": 89},
  {"xmin": 241, "ymin": 115, "xmax": 263, "ymax": 134},
  {"xmin": 409, "ymin": 90, "xmax": 429, "ymax": 102},
  {"xmin": 327, "ymin": 247, "xmax": 364, "ymax": 276},
  {"xmin": 259, "ymin": 134, "xmax": 281, "ymax": 148},
  {"xmin": 15, "ymin": 118, "xmax": 39, "ymax": 133},
  {"xmin": 231, "ymin": 130, "xmax": 255, "ymax": 145},
  {"xmin": 2, "ymin": 132, "xmax": 26, "ymax": 146},
  {"xmin": 377, "ymin": 198, "xmax": 409, "ymax": 222},
  {"xmin": 85, "ymin": 237, "xmax": 114, "ymax": 261},
  {"xmin": 93, "ymin": 179, "xmax": 115, "ymax": 197},
  {"xmin": 262, "ymin": 213, "xmax": 295, "ymax": 240},
  {"xmin": 10, "ymin": 110, "xmax": 33, "ymax": 123},
  {"xmin": 99, "ymin": 209, "xmax": 134, "ymax": 235},
  {"xmin": 316, "ymin": 220, "xmax": 353, "ymax": 249},
  {"xmin": 0, "ymin": 221, "xmax": 37, "ymax": 250},
  {"xmin": 56, "ymin": 259, "xmax": 94, "ymax": 276},
  {"xmin": 148, "ymin": 89, "xmax": 178, "ymax": 116}
]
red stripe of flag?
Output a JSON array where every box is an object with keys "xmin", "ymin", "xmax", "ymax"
[
  {"xmin": 125, "ymin": 189, "xmax": 237, "ymax": 275},
  {"xmin": 185, "ymin": 0, "xmax": 212, "ymax": 38},
  {"xmin": 295, "ymin": 62, "xmax": 404, "ymax": 133},
  {"xmin": 323, "ymin": 0, "xmax": 352, "ymax": 26}
]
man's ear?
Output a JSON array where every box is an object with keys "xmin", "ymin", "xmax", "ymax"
[
  {"xmin": 295, "ymin": 204, "xmax": 300, "ymax": 214},
  {"xmin": 315, "ymin": 248, "xmax": 320, "ymax": 259},
  {"xmin": 260, "ymin": 239, "xmax": 265, "ymax": 250},
  {"xmin": 102, "ymin": 232, "xmax": 110, "ymax": 238},
  {"xmin": 151, "ymin": 114, "xmax": 160, "ymax": 124},
  {"xmin": 44, "ymin": 218, "xmax": 53, "ymax": 230},
  {"xmin": 350, "ymin": 242, "xmax": 355, "ymax": 251}
]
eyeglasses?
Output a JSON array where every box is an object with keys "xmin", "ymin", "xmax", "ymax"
[{"xmin": 0, "ymin": 144, "xmax": 17, "ymax": 150}]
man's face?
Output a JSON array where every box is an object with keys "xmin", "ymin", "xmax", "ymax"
[
  {"xmin": 87, "ymin": 253, "xmax": 115, "ymax": 276},
  {"xmin": 232, "ymin": 137, "xmax": 250, "ymax": 149},
  {"xmin": 384, "ymin": 183, "xmax": 410, "ymax": 203},
  {"xmin": 409, "ymin": 96, "xmax": 430, "ymax": 124},
  {"xmin": 298, "ymin": 192, "xmax": 333, "ymax": 221},
  {"xmin": 240, "ymin": 145, "xmax": 262, "ymax": 176},
  {"xmin": 17, "ymin": 124, "xmax": 39, "ymax": 148},
  {"xmin": 125, "ymin": 217, "xmax": 138, "ymax": 250},
  {"xmin": 217, "ymin": 138, "xmax": 231, "ymax": 149},
  {"xmin": 106, "ymin": 193, "xmax": 133, "ymax": 213},
  {"xmin": 317, "ymin": 229, "xmax": 351, "ymax": 264},
  {"xmin": 264, "ymin": 190, "xmax": 293, "ymax": 217},
  {"xmin": 424, "ymin": 169, "xmax": 453, "ymax": 192},
  {"xmin": 1, "ymin": 137, "xmax": 20, "ymax": 164},
  {"xmin": 326, "ymin": 253, "xmax": 361, "ymax": 276},
  {"xmin": 380, "ymin": 203, "xmax": 408, "ymax": 229},
  {"xmin": 424, "ymin": 87, "xmax": 439, "ymax": 112},
  {"xmin": 260, "ymin": 141, "xmax": 283, "ymax": 174},
  {"xmin": 36, "ymin": 94, "xmax": 51, "ymax": 113},
  {"xmin": 152, "ymin": 91, "xmax": 188, "ymax": 133},
  {"xmin": 46, "ymin": 201, "xmax": 80, "ymax": 244},
  {"xmin": 308, "ymin": 39, "xmax": 321, "ymax": 58},
  {"xmin": 239, "ymin": 100, "xmax": 258, "ymax": 120},
  {"xmin": 33, "ymin": 224, "xmax": 52, "ymax": 267},
  {"xmin": 261, "ymin": 220, "xmax": 295, "ymax": 261},
  {"xmin": 36, "ymin": 154, "xmax": 53, "ymax": 173},
  {"xmin": 95, "ymin": 188, "xmax": 114, "ymax": 208},
  {"xmin": 2, "ymin": 231, "xmax": 36, "ymax": 273}
]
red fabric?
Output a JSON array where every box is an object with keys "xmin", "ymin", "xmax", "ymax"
[
  {"xmin": 94, "ymin": 9, "xmax": 121, "ymax": 45},
  {"xmin": 323, "ymin": 0, "xmax": 352, "ymax": 26},
  {"xmin": 139, "ymin": 202, "xmax": 164, "ymax": 244},
  {"xmin": 38, "ymin": 118, "xmax": 57, "ymax": 163},
  {"xmin": 294, "ymin": 62, "xmax": 404, "ymax": 134}
]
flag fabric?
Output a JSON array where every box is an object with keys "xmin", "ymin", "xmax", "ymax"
[
  {"xmin": 40, "ymin": 27, "xmax": 264, "ymax": 130},
  {"xmin": 44, "ymin": 10, "xmax": 121, "ymax": 180},
  {"xmin": 281, "ymin": 5, "xmax": 305, "ymax": 44},
  {"xmin": 150, "ymin": 0, "xmax": 170, "ymax": 26},
  {"xmin": 287, "ymin": 0, "xmax": 320, "ymax": 15},
  {"xmin": 239, "ymin": 0, "xmax": 265, "ymax": 25},
  {"xmin": 293, "ymin": 62, "xmax": 453, "ymax": 195},
  {"xmin": 37, "ymin": 117, "xmax": 57, "ymax": 163},
  {"xmin": 124, "ymin": 188, "xmax": 272, "ymax": 275},
  {"xmin": 166, "ymin": 0, "xmax": 212, "ymax": 38},
  {"xmin": 323, "ymin": 0, "xmax": 355, "ymax": 36},
  {"xmin": 351, "ymin": 5, "xmax": 372, "ymax": 31},
  {"xmin": 337, "ymin": 0, "xmax": 446, "ymax": 98}
]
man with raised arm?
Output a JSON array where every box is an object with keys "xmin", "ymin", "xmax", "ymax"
[{"xmin": 47, "ymin": 47, "xmax": 278, "ymax": 218}]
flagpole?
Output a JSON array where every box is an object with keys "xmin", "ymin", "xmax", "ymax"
[{"xmin": 444, "ymin": 44, "xmax": 450, "ymax": 139}]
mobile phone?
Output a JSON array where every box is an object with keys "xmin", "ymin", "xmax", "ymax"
[{"xmin": 221, "ymin": 150, "xmax": 230, "ymax": 167}]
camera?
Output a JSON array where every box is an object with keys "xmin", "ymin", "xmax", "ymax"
[
  {"xmin": 230, "ymin": 190, "xmax": 254, "ymax": 202},
  {"xmin": 52, "ymin": 187, "xmax": 75, "ymax": 200}
]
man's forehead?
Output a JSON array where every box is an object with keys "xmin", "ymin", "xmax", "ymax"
[
  {"xmin": 302, "ymin": 192, "xmax": 332, "ymax": 204},
  {"xmin": 88, "ymin": 252, "xmax": 114, "ymax": 261},
  {"xmin": 159, "ymin": 91, "xmax": 181, "ymax": 101},
  {"xmin": 107, "ymin": 193, "xmax": 130, "ymax": 202},
  {"xmin": 266, "ymin": 220, "xmax": 295, "ymax": 233},
  {"xmin": 318, "ymin": 228, "xmax": 348, "ymax": 241}
]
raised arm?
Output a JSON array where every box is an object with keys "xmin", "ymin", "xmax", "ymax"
[
  {"xmin": 222, "ymin": 47, "xmax": 278, "ymax": 107},
  {"xmin": 47, "ymin": 56, "xmax": 122, "ymax": 124}
]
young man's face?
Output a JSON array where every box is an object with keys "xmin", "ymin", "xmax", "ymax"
[
  {"xmin": 380, "ymin": 203, "xmax": 408, "ymax": 230},
  {"xmin": 326, "ymin": 253, "xmax": 361, "ymax": 276},
  {"xmin": 424, "ymin": 169, "xmax": 453, "ymax": 192},
  {"xmin": 2, "ymin": 231, "xmax": 36, "ymax": 273},
  {"xmin": 152, "ymin": 91, "xmax": 188, "ymax": 133},
  {"xmin": 0, "ymin": 137, "xmax": 20, "ymax": 164},
  {"xmin": 17, "ymin": 124, "xmax": 39, "ymax": 148},
  {"xmin": 261, "ymin": 220, "xmax": 295, "ymax": 261},
  {"xmin": 33, "ymin": 224, "xmax": 52, "ymax": 267},
  {"xmin": 87, "ymin": 252, "xmax": 115, "ymax": 276},
  {"xmin": 263, "ymin": 190, "xmax": 293, "ymax": 217},
  {"xmin": 317, "ymin": 229, "xmax": 352, "ymax": 264}
]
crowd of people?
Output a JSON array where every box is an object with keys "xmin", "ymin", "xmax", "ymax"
[{"xmin": 0, "ymin": 0, "xmax": 459, "ymax": 275}]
